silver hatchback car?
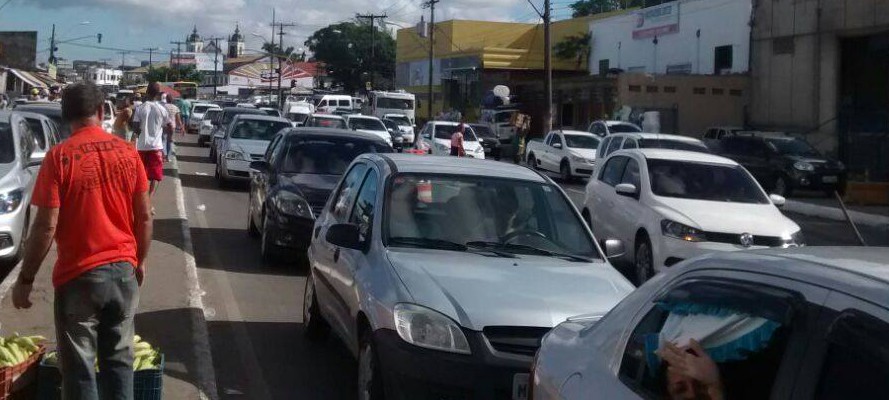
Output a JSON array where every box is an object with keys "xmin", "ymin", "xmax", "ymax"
[
  {"xmin": 306, "ymin": 154, "xmax": 633, "ymax": 399},
  {"xmin": 532, "ymin": 247, "xmax": 889, "ymax": 400},
  {"xmin": 0, "ymin": 111, "xmax": 45, "ymax": 268}
]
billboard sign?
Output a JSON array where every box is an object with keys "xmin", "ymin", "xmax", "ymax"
[
  {"xmin": 633, "ymin": 1, "xmax": 680, "ymax": 40},
  {"xmin": 228, "ymin": 57, "xmax": 313, "ymax": 88},
  {"xmin": 0, "ymin": 31, "xmax": 37, "ymax": 70},
  {"xmin": 171, "ymin": 52, "xmax": 223, "ymax": 72}
]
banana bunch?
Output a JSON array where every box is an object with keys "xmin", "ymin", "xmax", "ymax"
[
  {"xmin": 133, "ymin": 335, "xmax": 161, "ymax": 371},
  {"xmin": 0, "ymin": 333, "xmax": 46, "ymax": 368}
]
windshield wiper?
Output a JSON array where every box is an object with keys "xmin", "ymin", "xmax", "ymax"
[
  {"xmin": 465, "ymin": 241, "xmax": 593, "ymax": 262},
  {"xmin": 389, "ymin": 237, "xmax": 516, "ymax": 258}
]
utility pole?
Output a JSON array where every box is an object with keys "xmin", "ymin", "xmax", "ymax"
[
  {"xmin": 356, "ymin": 13, "xmax": 387, "ymax": 91},
  {"xmin": 118, "ymin": 50, "xmax": 131, "ymax": 69},
  {"xmin": 422, "ymin": 0, "xmax": 439, "ymax": 122},
  {"xmin": 272, "ymin": 21, "xmax": 297, "ymax": 109},
  {"xmin": 143, "ymin": 47, "xmax": 159, "ymax": 73},
  {"xmin": 268, "ymin": 9, "xmax": 275, "ymax": 102},
  {"xmin": 48, "ymin": 24, "xmax": 57, "ymax": 65},
  {"xmin": 170, "ymin": 40, "xmax": 186, "ymax": 80},
  {"xmin": 543, "ymin": 0, "xmax": 553, "ymax": 134},
  {"xmin": 205, "ymin": 37, "xmax": 225, "ymax": 98}
]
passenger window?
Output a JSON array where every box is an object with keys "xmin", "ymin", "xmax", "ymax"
[
  {"xmin": 623, "ymin": 139, "xmax": 639, "ymax": 149},
  {"xmin": 704, "ymin": 129, "xmax": 716, "ymax": 139},
  {"xmin": 618, "ymin": 280, "xmax": 798, "ymax": 399},
  {"xmin": 319, "ymin": 100, "xmax": 328, "ymax": 107},
  {"xmin": 349, "ymin": 170, "xmax": 379, "ymax": 242},
  {"xmin": 331, "ymin": 163, "xmax": 369, "ymax": 221},
  {"xmin": 599, "ymin": 156, "xmax": 628, "ymax": 186},
  {"xmin": 815, "ymin": 310, "xmax": 889, "ymax": 398},
  {"xmin": 620, "ymin": 159, "xmax": 641, "ymax": 188},
  {"xmin": 549, "ymin": 135, "xmax": 562, "ymax": 148},
  {"xmin": 339, "ymin": 99, "xmax": 351, "ymax": 107},
  {"xmin": 605, "ymin": 137, "xmax": 623, "ymax": 156}
]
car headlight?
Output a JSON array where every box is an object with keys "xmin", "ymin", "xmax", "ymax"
[
  {"xmin": 0, "ymin": 189, "xmax": 23, "ymax": 214},
  {"xmin": 224, "ymin": 150, "xmax": 244, "ymax": 160},
  {"xmin": 783, "ymin": 230, "xmax": 806, "ymax": 247},
  {"xmin": 272, "ymin": 191, "xmax": 313, "ymax": 218},
  {"xmin": 661, "ymin": 220, "xmax": 706, "ymax": 242},
  {"xmin": 474, "ymin": 146, "xmax": 484, "ymax": 153},
  {"xmin": 570, "ymin": 155, "xmax": 585, "ymax": 162},
  {"xmin": 394, "ymin": 303, "xmax": 471, "ymax": 354},
  {"xmin": 793, "ymin": 161, "xmax": 814, "ymax": 171}
]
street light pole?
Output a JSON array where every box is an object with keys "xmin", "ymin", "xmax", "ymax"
[
  {"xmin": 273, "ymin": 21, "xmax": 297, "ymax": 109},
  {"xmin": 543, "ymin": 0, "xmax": 553, "ymax": 134},
  {"xmin": 206, "ymin": 37, "xmax": 224, "ymax": 98}
]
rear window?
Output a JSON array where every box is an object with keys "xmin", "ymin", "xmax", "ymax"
[
  {"xmin": 639, "ymin": 138, "xmax": 710, "ymax": 153},
  {"xmin": 470, "ymin": 125, "xmax": 496, "ymax": 138},
  {"xmin": 193, "ymin": 105, "xmax": 214, "ymax": 114},
  {"xmin": 308, "ymin": 117, "xmax": 346, "ymax": 129},
  {"xmin": 230, "ymin": 120, "xmax": 291, "ymax": 141},
  {"xmin": 0, "ymin": 122, "xmax": 14, "ymax": 163},
  {"xmin": 609, "ymin": 123, "xmax": 641, "ymax": 133},
  {"xmin": 348, "ymin": 118, "xmax": 386, "ymax": 132},
  {"xmin": 279, "ymin": 137, "xmax": 392, "ymax": 174},
  {"xmin": 223, "ymin": 110, "xmax": 263, "ymax": 124}
]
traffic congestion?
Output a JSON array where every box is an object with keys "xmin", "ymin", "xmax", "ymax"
[{"xmin": 1, "ymin": 1, "xmax": 888, "ymax": 399}]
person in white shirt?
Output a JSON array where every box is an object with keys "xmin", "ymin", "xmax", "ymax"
[{"xmin": 131, "ymin": 82, "xmax": 173, "ymax": 201}]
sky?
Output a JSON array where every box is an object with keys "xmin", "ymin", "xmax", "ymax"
[{"xmin": 0, "ymin": 0, "xmax": 578, "ymax": 66}]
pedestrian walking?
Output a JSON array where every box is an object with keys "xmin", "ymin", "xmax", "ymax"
[
  {"xmin": 132, "ymin": 82, "xmax": 172, "ymax": 202},
  {"xmin": 176, "ymin": 95, "xmax": 191, "ymax": 126},
  {"xmin": 11, "ymin": 81, "xmax": 153, "ymax": 400},
  {"xmin": 450, "ymin": 121, "xmax": 466, "ymax": 157},
  {"xmin": 161, "ymin": 94, "xmax": 182, "ymax": 162},
  {"xmin": 113, "ymin": 97, "xmax": 134, "ymax": 141}
]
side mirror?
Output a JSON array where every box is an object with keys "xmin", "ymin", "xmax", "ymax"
[
  {"xmin": 615, "ymin": 183, "xmax": 639, "ymax": 198},
  {"xmin": 552, "ymin": 142, "xmax": 562, "ymax": 149},
  {"xmin": 326, "ymin": 223, "xmax": 362, "ymax": 250},
  {"xmin": 603, "ymin": 239, "xmax": 626, "ymax": 259},
  {"xmin": 249, "ymin": 160, "xmax": 269, "ymax": 173},
  {"xmin": 769, "ymin": 194, "xmax": 786, "ymax": 207}
]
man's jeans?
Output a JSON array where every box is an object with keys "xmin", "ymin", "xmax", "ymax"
[{"xmin": 54, "ymin": 262, "xmax": 140, "ymax": 400}]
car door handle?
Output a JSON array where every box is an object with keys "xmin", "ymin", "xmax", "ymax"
[{"xmin": 333, "ymin": 247, "xmax": 340, "ymax": 263}]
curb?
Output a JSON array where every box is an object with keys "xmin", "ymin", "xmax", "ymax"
[{"xmin": 784, "ymin": 199, "xmax": 889, "ymax": 228}]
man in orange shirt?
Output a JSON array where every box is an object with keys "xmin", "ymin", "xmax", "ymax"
[{"xmin": 11, "ymin": 82, "xmax": 153, "ymax": 400}]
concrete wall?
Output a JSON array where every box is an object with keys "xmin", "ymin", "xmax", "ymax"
[
  {"xmin": 618, "ymin": 73, "xmax": 750, "ymax": 136},
  {"xmin": 589, "ymin": 0, "xmax": 752, "ymax": 75}
]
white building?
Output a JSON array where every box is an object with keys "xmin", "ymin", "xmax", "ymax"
[
  {"xmin": 589, "ymin": 0, "xmax": 752, "ymax": 76},
  {"xmin": 87, "ymin": 67, "xmax": 122, "ymax": 87}
]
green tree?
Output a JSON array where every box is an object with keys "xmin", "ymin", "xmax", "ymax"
[
  {"xmin": 305, "ymin": 21, "xmax": 395, "ymax": 93},
  {"xmin": 569, "ymin": 0, "xmax": 649, "ymax": 17},
  {"xmin": 554, "ymin": 33, "xmax": 592, "ymax": 69},
  {"xmin": 145, "ymin": 65, "xmax": 202, "ymax": 83}
]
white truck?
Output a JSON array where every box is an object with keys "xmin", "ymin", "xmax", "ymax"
[
  {"xmin": 524, "ymin": 130, "xmax": 603, "ymax": 181},
  {"xmin": 367, "ymin": 91, "xmax": 415, "ymax": 125}
]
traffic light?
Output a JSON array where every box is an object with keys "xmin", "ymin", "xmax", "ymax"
[{"xmin": 97, "ymin": 33, "xmax": 102, "ymax": 43}]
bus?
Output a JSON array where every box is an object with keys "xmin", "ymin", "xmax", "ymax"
[{"xmin": 161, "ymin": 81, "xmax": 198, "ymax": 99}]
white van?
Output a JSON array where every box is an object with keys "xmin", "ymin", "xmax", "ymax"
[{"xmin": 313, "ymin": 95, "xmax": 352, "ymax": 114}]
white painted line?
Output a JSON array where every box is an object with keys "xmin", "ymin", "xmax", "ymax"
[
  {"xmin": 170, "ymin": 156, "xmax": 219, "ymax": 400},
  {"xmin": 564, "ymin": 187, "xmax": 586, "ymax": 196}
]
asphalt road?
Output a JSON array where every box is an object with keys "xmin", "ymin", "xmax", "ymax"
[{"xmin": 175, "ymin": 135, "xmax": 885, "ymax": 400}]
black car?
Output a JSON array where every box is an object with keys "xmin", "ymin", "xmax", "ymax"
[
  {"xmin": 246, "ymin": 128, "xmax": 393, "ymax": 262},
  {"xmin": 469, "ymin": 123, "xmax": 502, "ymax": 160},
  {"xmin": 717, "ymin": 135, "xmax": 846, "ymax": 196}
]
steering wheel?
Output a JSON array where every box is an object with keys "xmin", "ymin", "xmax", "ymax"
[{"xmin": 503, "ymin": 229, "xmax": 548, "ymax": 244}]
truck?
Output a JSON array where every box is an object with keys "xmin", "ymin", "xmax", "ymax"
[
  {"xmin": 366, "ymin": 90, "xmax": 415, "ymax": 125},
  {"xmin": 524, "ymin": 130, "xmax": 603, "ymax": 181},
  {"xmin": 479, "ymin": 107, "xmax": 519, "ymax": 145}
]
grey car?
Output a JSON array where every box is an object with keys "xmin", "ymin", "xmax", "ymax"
[
  {"xmin": 213, "ymin": 114, "xmax": 290, "ymax": 186},
  {"xmin": 532, "ymin": 246, "xmax": 889, "ymax": 400},
  {"xmin": 18, "ymin": 111, "xmax": 61, "ymax": 159},
  {"xmin": 0, "ymin": 111, "xmax": 44, "ymax": 268},
  {"xmin": 306, "ymin": 154, "xmax": 633, "ymax": 400},
  {"xmin": 208, "ymin": 107, "xmax": 267, "ymax": 161}
]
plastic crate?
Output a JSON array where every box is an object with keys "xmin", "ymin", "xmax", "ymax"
[
  {"xmin": 38, "ymin": 353, "xmax": 164, "ymax": 400},
  {"xmin": 0, "ymin": 345, "xmax": 46, "ymax": 400}
]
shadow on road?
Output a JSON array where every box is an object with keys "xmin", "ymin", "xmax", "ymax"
[
  {"xmin": 208, "ymin": 321, "xmax": 356, "ymax": 400},
  {"xmin": 189, "ymin": 227, "xmax": 305, "ymax": 276}
]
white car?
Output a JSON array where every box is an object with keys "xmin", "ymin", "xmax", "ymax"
[
  {"xmin": 582, "ymin": 149, "xmax": 804, "ymax": 283},
  {"xmin": 587, "ymin": 120, "xmax": 641, "ymax": 137},
  {"xmin": 382, "ymin": 113, "xmax": 415, "ymax": 144},
  {"xmin": 416, "ymin": 121, "xmax": 485, "ymax": 159},
  {"xmin": 198, "ymin": 108, "xmax": 222, "ymax": 147},
  {"xmin": 189, "ymin": 103, "xmax": 220, "ymax": 133},
  {"xmin": 215, "ymin": 114, "xmax": 291, "ymax": 186},
  {"xmin": 596, "ymin": 132, "xmax": 710, "ymax": 161},
  {"xmin": 344, "ymin": 115, "xmax": 392, "ymax": 146},
  {"xmin": 525, "ymin": 130, "xmax": 601, "ymax": 181}
]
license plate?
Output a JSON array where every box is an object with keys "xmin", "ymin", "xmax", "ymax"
[
  {"xmin": 513, "ymin": 373, "xmax": 530, "ymax": 400},
  {"xmin": 822, "ymin": 175, "xmax": 838, "ymax": 183}
]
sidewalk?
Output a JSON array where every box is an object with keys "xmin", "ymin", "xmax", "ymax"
[
  {"xmin": 0, "ymin": 156, "xmax": 216, "ymax": 399},
  {"xmin": 784, "ymin": 196, "xmax": 889, "ymax": 228}
]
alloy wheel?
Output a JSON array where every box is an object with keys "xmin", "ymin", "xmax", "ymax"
[{"xmin": 635, "ymin": 240, "xmax": 653, "ymax": 284}]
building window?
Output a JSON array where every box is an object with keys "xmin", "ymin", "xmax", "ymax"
[
  {"xmin": 646, "ymin": 86, "xmax": 658, "ymax": 93},
  {"xmin": 599, "ymin": 59, "xmax": 610, "ymax": 76},
  {"xmin": 773, "ymin": 37, "xmax": 795, "ymax": 55},
  {"xmin": 664, "ymin": 86, "xmax": 677, "ymax": 93},
  {"xmin": 629, "ymin": 85, "xmax": 642, "ymax": 92},
  {"xmin": 730, "ymin": 89, "xmax": 743, "ymax": 96},
  {"xmin": 712, "ymin": 88, "xmax": 725, "ymax": 95},
  {"xmin": 714, "ymin": 45, "xmax": 733, "ymax": 74},
  {"xmin": 693, "ymin": 87, "xmax": 706, "ymax": 95}
]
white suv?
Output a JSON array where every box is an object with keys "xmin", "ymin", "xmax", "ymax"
[{"xmin": 581, "ymin": 149, "xmax": 804, "ymax": 283}]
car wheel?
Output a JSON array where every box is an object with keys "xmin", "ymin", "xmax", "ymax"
[
  {"xmin": 773, "ymin": 176, "xmax": 793, "ymax": 197},
  {"xmin": 260, "ymin": 213, "xmax": 281, "ymax": 264},
  {"xmin": 303, "ymin": 275, "xmax": 329, "ymax": 340},
  {"xmin": 357, "ymin": 329, "xmax": 385, "ymax": 400},
  {"xmin": 2, "ymin": 212, "xmax": 29, "ymax": 269},
  {"xmin": 560, "ymin": 161, "xmax": 572, "ymax": 182},
  {"xmin": 527, "ymin": 154, "xmax": 537, "ymax": 170},
  {"xmin": 634, "ymin": 236, "xmax": 654, "ymax": 285},
  {"xmin": 215, "ymin": 165, "xmax": 229, "ymax": 189}
]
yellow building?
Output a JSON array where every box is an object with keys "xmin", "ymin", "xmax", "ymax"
[{"xmin": 396, "ymin": 12, "xmax": 627, "ymax": 121}]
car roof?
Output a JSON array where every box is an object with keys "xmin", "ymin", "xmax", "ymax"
[
  {"xmin": 552, "ymin": 130, "xmax": 597, "ymax": 136},
  {"xmin": 615, "ymin": 148, "xmax": 739, "ymax": 165},
  {"xmin": 283, "ymin": 127, "xmax": 389, "ymax": 143},
  {"xmin": 610, "ymin": 132, "xmax": 703, "ymax": 143},
  {"xmin": 229, "ymin": 114, "xmax": 289, "ymax": 123},
  {"xmin": 312, "ymin": 114, "xmax": 344, "ymax": 120},
  {"xmin": 15, "ymin": 111, "xmax": 52, "ymax": 121},
  {"xmin": 222, "ymin": 107, "xmax": 263, "ymax": 113},
  {"xmin": 681, "ymin": 247, "xmax": 889, "ymax": 303},
  {"xmin": 370, "ymin": 153, "xmax": 547, "ymax": 182},
  {"xmin": 13, "ymin": 104, "xmax": 62, "ymax": 115}
]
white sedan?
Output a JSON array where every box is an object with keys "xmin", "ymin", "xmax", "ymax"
[
  {"xmin": 416, "ymin": 121, "xmax": 485, "ymax": 159},
  {"xmin": 582, "ymin": 148, "xmax": 803, "ymax": 283},
  {"xmin": 345, "ymin": 115, "xmax": 392, "ymax": 146}
]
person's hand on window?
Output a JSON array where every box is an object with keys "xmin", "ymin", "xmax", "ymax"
[{"xmin": 658, "ymin": 340, "xmax": 724, "ymax": 400}]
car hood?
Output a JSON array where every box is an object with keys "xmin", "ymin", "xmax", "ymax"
[
  {"xmin": 569, "ymin": 148, "xmax": 597, "ymax": 159},
  {"xmin": 277, "ymin": 173, "xmax": 340, "ymax": 207},
  {"xmin": 229, "ymin": 139, "xmax": 272, "ymax": 157},
  {"xmin": 652, "ymin": 198, "xmax": 799, "ymax": 235},
  {"xmin": 386, "ymin": 250, "xmax": 634, "ymax": 330}
]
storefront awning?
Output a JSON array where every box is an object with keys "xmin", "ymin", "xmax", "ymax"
[{"xmin": 8, "ymin": 69, "xmax": 48, "ymax": 88}]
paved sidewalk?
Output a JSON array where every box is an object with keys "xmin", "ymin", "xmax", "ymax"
[
  {"xmin": 0, "ymin": 155, "xmax": 215, "ymax": 399},
  {"xmin": 784, "ymin": 196, "xmax": 889, "ymax": 228}
]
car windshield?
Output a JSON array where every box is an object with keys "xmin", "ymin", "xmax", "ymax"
[
  {"xmin": 348, "ymin": 118, "xmax": 386, "ymax": 131},
  {"xmin": 386, "ymin": 174, "xmax": 599, "ymax": 259},
  {"xmin": 471, "ymin": 125, "xmax": 496, "ymax": 138},
  {"xmin": 648, "ymin": 159, "xmax": 768, "ymax": 204},
  {"xmin": 229, "ymin": 120, "xmax": 290, "ymax": 141},
  {"xmin": 287, "ymin": 113, "xmax": 309, "ymax": 123},
  {"xmin": 639, "ymin": 138, "xmax": 709, "ymax": 153},
  {"xmin": 279, "ymin": 137, "xmax": 392, "ymax": 174},
  {"xmin": 765, "ymin": 138, "xmax": 821, "ymax": 157},
  {"xmin": 609, "ymin": 123, "xmax": 641, "ymax": 133},
  {"xmin": 565, "ymin": 134, "xmax": 601, "ymax": 149},
  {"xmin": 434, "ymin": 125, "xmax": 478, "ymax": 141},
  {"xmin": 308, "ymin": 117, "xmax": 346, "ymax": 129},
  {"xmin": 386, "ymin": 116, "xmax": 411, "ymax": 126},
  {"xmin": 376, "ymin": 97, "xmax": 413, "ymax": 110},
  {"xmin": 193, "ymin": 105, "xmax": 213, "ymax": 114},
  {"xmin": 223, "ymin": 110, "xmax": 261, "ymax": 124},
  {"xmin": 204, "ymin": 110, "xmax": 221, "ymax": 121},
  {"xmin": 0, "ymin": 122, "xmax": 14, "ymax": 163}
]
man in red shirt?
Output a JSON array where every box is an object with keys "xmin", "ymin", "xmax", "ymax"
[{"xmin": 11, "ymin": 82, "xmax": 153, "ymax": 400}]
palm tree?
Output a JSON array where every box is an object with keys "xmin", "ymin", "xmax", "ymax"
[{"xmin": 554, "ymin": 33, "xmax": 592, "ymax": 69}]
